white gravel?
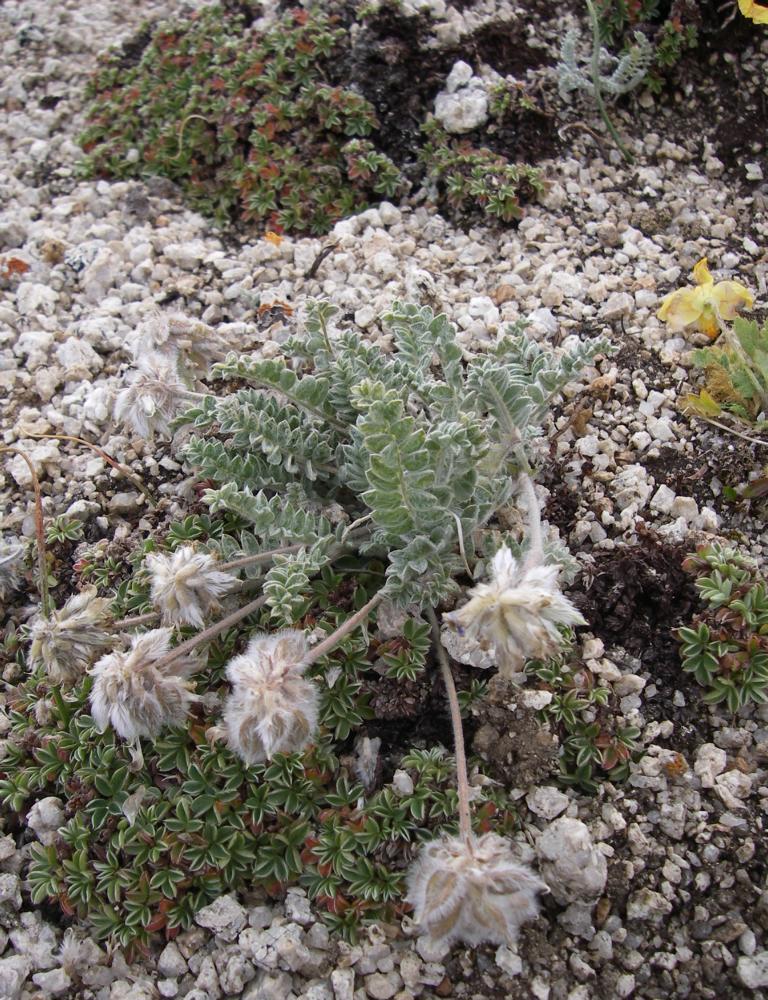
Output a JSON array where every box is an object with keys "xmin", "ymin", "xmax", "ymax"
[{"xmin": 2, "ymin": 1, "xmax": 768, "ymax": 999}]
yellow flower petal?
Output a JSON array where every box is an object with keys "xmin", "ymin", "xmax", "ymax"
[
  {"xmin": 739, "ymin": 0, "xmax": 768, "ymax": 24},
  {"xmin": 712, "ymin": 280, "xmax": 754, "ymax": 319},
  {"xmin": 657, "ymin": 288, "xmax": 704, "ymax": 330},
  {"xmin": 692, "ymin": 258, "xmax": 714, "ymax": 286},
  {"xmin": 696, "ymin": 307, "xmax": 720, "ymax": 339},
  {"xmin": 658, "ymin": 258, "xmax": 755, "ymax": 337}
]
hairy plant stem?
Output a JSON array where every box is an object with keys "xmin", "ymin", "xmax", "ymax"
[
  {"xmin": 585, "ymin": 0, "xmax": 633, "ymax": 164},
  {"xmin": 716, "ymin": 312, "xmax": 768, "ymax": 418},
  {"xmin": 427, "ymin": 606, "xmax": 472, "ymax": 845},
  {"xmin": 151, "ymin": 595, "xmax": 267, "ymax": 672},
  {"xmin": 306, "ymin": 591, "xmax": 383, "ymax": 665},
  {"xmin": 112, "ymin": 611, "xmax": 159, "ymax": 629},
  {"xmin": 219, "ymin": 543, "xmax": 307, "ymax": 572},
  {"xmin": 519, "ymin": 472, "xmax": 544, "ymax": 571},
  {"xmin": 112, "ymin": 535, "xmax": 372, "ymax": 631},
  {"xmin": 692, "ymin": 414, "xmax": 768, "ymax": 448},
  {"xmin": 0, "ymin": 447, "xmax": 50, "ymax": 616}
]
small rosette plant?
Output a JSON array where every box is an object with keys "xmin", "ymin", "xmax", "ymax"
[{"xmin": 677, "ymin": 543, "xmax": 768, "ymax": 713}]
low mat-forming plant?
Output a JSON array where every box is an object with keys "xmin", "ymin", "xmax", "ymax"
[
  {"xmin": 525, "ymin": 639, "xmax": 641, "ymax": 793},
  {"xmin": 2, "ymin": 300, "xmax": 609, "ymax": 952},
  {"xmin": 78, "ymin": 2, "xmax": 546, "ymax": 233},
  {"xmin": 79, "ymin": 4, "xmax": 402, "ymax": 233},
  {"xmin": 677, "ymin": 543, "xmax": 768, "ymax": 713},
  {"xmin": 419, "ymin": 119, "xmax": 544, "ymax": 224}
]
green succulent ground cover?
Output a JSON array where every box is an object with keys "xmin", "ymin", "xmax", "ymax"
[
  {"xmin": 677, "ymin": 544, "xmax": 768, "ymax": 714},
  {"xmin": 79, "ymin": 4, "xmax": 403, "ymax": 233},
  {"xmin": 5, "ymin": 598, "xmax": 509, "ymax": 951},
  {"xmin": 78, "ymin": 1, "xmax": 547, "ymax": 233}
]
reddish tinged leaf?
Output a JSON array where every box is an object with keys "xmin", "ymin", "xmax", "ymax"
[
  {"xmin": 347, "ymin": 163, "xmax": 371, "ymax": 182},
  {"xmin": 146, "ymin": 912, "xmax": 168, "ymax": 933}
]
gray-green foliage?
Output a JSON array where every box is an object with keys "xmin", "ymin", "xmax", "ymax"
[
  {"xmin": 557, "ymin": 21, "xmax": 652, "ymax": 103},
  {"xmin": 182, "ymin": 301, "xmax": 609, "ymax": 614},
  {"xmin": 1, "ymin": 300, "xmax": 609, "ymax": 953}
]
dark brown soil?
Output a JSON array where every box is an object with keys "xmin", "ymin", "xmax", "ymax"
[
  {"xmin": 573, "ymin": 528, "xmax": 706, "ymax": 749},
  {"xmin": 340, "ymin": 3, "xmax": 562, "ymax": 176},
  {"xmin": 470, "ymin": 675, "xmax": 559, "ymax": 787},
  {"xmin": 339, "ymin": 5, "xmax": 453, "ymax": 174},
  {"xmin": 670, "ymin": 1, "xmax": 768, "ymax": 177},
  {"xmin": 600, "ymin": 1, "xmax": 766, "ymax": 182}
]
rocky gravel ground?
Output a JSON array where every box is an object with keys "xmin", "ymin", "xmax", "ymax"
[{"xmin": 2, "ymin": 1, "xmax": 768, "ymax": 998}]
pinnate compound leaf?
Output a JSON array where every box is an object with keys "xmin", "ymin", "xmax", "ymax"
[
  {"xmin": 216, "ymin": 389, "xmax": 336, "ymax": 480},
  {"xmin": 264, "ymin": 538, "xmax": 337, "ymax": 623},
  {"xmin": 203, "ymin": 482, "xmax": 331, "ymax": 543},
  {"xmin": 384, "ymin": 536, "xmax": 460, "ymax": 609},
  {"xmin": 214, "ymin": 355, "xmax": 340, "ymax": 427},
  {"xmin": 355, "ymin": 392, "xmax": 444, "ymax": 542}
]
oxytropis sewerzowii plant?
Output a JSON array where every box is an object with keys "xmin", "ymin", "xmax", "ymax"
[
  {"xmin": 3, "ymin": 300, "xmax": 609, "ymax": 952},
  {"xmin": 677, "ymin": 543, "xmax": 768, "ymax": 713},
  {"xmin": 655, "ymin": 257, "xmax": 765, "ymax": 444}
]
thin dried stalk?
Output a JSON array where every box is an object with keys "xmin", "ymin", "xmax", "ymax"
[
  {"xmin": 26, "ymin": 433, "xmax": 158, "ymax": 508},
  {"xmin": 427, "ymin": 606, "xmax": 472, "ymax": 845},
  {"xmin": 0, "ymin": 447, "xmax": 50, "ymax": 616},
  {"xmin": 305, "ymin": 591, "xmax": 383, "ymax": 666}
]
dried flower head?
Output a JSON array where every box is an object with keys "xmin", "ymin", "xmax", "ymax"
[
  {"xmin": 443, "ymin": 546, "xmax": 585, "ymax": 677},
  {"xmin": 222, "ymin": 630, "xmax": 319, "ymax": 764},
  {"xmin": 132, "ymin": 311, "xmax": 232, "ymax": 376},
  {"xmin": 0, "ymin": 537, "xmax": 26, "ymax": 601},
  {"xmin": 58, "ymin": 928, "xmax": 105, "ymax": 979},
  {"xmin": 146, "ymin": 545, "xmax": 236, "ymax": 628},
  {"xmin": 113, "ymin": 351, "xmax": 190, "ymax": 438},
  {"xmin": 406, "ymin": 832, "xmax": 547, "ymax": 949},
  {"xmin": 89, "ymin": 628, "xmax": 200, "ymax": 740},
  {"xmin": 28, "ymin": 588, "xmax": 115, "ymax": 685},
  {"xmin": 34, "ymin": 698, "xmax": 55, "ymax": 726}
]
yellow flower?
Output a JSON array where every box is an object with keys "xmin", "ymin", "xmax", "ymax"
[
  {"xmin": 656, "ymin": 258, "xmax": 753, "ymax": 338},
  {"xmin": 739, "ymin": 0, "xmax": 768, "ymax": 25}
]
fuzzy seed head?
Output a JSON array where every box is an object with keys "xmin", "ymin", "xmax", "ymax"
[
  {"xmin": 132, "ymin": 311, "xmax": 232, "ymax": 376},
  {"xmin": 58, "ymin": 928, "xmax": 103, "ymax": 978},
  {"xmin": 406, "ymin": 832, "xmax": 547, "ymax": 950},
  {"xmin": 146, "ymin": 545, "xmax": 236, "ymax": 628},
  {"xmin": 0, "ymin": 538, "xmax": 25, "ymax": 602},
  {"xmin": 113, "ymin": 351, "xmax": 189, "ymax": 438},
  {"xmin": 28, "ymin": 588, "xmax": 115, "ymax": 685},
  {"xmin": 89, "ymin": 628, "xmax": 200, "ymax": 740},
  {"xmin": 222, "ymin": 630, "xmax": 319, "ymax": 765},
  {"xmin": 444, "ymin": 546, "xmax": 585, "ymax": 677}
]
